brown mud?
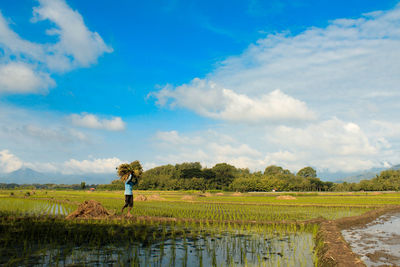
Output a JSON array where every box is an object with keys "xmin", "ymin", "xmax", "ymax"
[
  {"xmin": 316, "ymin": 205, "xmax": 400, "ymax": 267},
  {"xmin": 366, "ymin": 250, "xmax": 400, "ymax": 266},
  {"xmin": 317, "ymin": 220, "xmax": 366, "ymax": 267}
]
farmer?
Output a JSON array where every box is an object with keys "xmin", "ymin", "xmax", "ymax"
[{"xmin": 121, "ymin": 174, "xmax": 135, "ymax": 216}]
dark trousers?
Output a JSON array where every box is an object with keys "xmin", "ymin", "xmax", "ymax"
[{"xmin": 123, "ymin": 194, "xmax": 133, "ymax": 208}]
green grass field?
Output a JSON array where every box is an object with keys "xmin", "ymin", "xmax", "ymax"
[{"xmin": 2, "ymin": 190, "xmax": 399, "ymax": 221}]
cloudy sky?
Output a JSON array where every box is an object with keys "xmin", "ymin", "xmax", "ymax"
[{"xmin": 1, "ymin": 0, "xmax": 400, "ymax": 181}]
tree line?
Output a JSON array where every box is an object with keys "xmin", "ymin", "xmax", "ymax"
[
  {"xmin": 333, "ymin": 169, "xmax": 400, "ymax": 191},
  {"xmin": 3, "ymin": 161, "xmax": 398, "ymax": 192},
  {"xmin": 102, "ymin": 161, "xmax": 400, "ymax": 192},
  {"xmin": 99, "ymin": 162, "xmax": 336, "ymax": 192}
]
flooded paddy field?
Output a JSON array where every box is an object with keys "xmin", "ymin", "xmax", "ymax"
[
  {"xmin": 1, "ymin": 190, "xmax": 400, "ymax": 266},
  {"xmin": 0, "ymin": 213, "xmax": 317, "ymax": 266},
  {"xmin": 342, "ymin": 212, "xmax": 400, "ymax": 267},
  {"xmin": 0, "ymin": 198, "xmax": 75, "ymax": 216}
]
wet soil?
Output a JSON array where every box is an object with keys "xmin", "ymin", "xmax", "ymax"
[
  {"xmin": 342, "ymin": 212, "xmax": 400, "ymax": 267},
  {"xmin": 316, "ymin": 206, "xmax": 400, "ymax": 267},
  {"xmin": 317, "ymin": 220, "xmax": 366, "ymax": 267}
]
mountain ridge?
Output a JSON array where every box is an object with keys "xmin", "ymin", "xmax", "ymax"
[
  {"xmin": 0, "ymin": 167, "xmax": 118, "ymax": 185},
  {"xmin": 320, "ymin": 164, "xmax": 400, "ymax": 183}
]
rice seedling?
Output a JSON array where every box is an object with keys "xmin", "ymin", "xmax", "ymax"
[{"xmin": 0, "ymin": 189, "xmax": 396, "ymax": 266}]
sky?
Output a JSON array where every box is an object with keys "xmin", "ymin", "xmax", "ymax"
[{"xmin": 1, "ymin": 0, "xmax": 400, "ymax": 181}]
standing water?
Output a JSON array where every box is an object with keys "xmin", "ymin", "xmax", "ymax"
[
  {"xmin": 342, "ymin": 212, "xmax": 400, "ymax": 267},
  {"xmin": 28, "ymin": 229, "xmax": 316, "ymax": 266},
  {"xmin": 0, "ymin": 198, "xmax": 74, "ymax": 215}
]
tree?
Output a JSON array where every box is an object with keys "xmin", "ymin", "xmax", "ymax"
[
  {"xmin": 297, "ymin": 167, "xmax": 317, "ymax": 178},
  {"xmin": 117, "ymin": 160, "xmax": 143, "ymax": 183},
  {"xmin": 173, "ymin": 162, "xmax": 202, "ymax": 179},
  {"xmin": 264, "ymin": 165, "xmax": 291, "ymax": 175},
  {"xmin": 80, "ymin": 181, "xmax": 86, "ymax": 190},
  {"xmin": 201, "ymin": 168, "xmax": 216, "ymax": 181},
  {"xmin": 181, "ymin": 168, "xmax": 203, "ymax": 179},
  {"xmin": 211, "ymin": 163, "xmax": 237, "ymax": 189}
]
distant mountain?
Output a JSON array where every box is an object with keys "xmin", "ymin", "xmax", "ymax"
[
  {"xmin": 0, "ymin": 168, "xmax": 118, "ymax": 185},
  {"xmin": 320, "ymin": 164, "xmax": 400, "ymax": 183},
  {"xmin": 5, "ymin": 168, "xmax": 47, "ymax": 181}
]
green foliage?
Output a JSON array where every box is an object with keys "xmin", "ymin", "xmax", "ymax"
[
  {"xmin": 109, "ymin": 161, "xmax": 400, "ymax": 192},
  {"xmin": 80, "ymin": 181, "xmax": 86, "ymax": 190},
  {"xmin": 127, "ymin": 162, "xmax": 336, "ymax": 192},
  {"xmin": 97, "ymin": 180, "xmax": 124, "ymax": 190},
  {"xmin": 264, "ymin": 165, "xmax": 291, "ymax": 175},
  {"xmin": 211, "ymin": 163, "xmax": 237, "ymax": 189},
  {"xmin": 230, "ymin": 168, "xmax": 332, "ymax": 192},
  {"xmin": 138, "ymin": 162, "xmax": 221, "ymax": 190},
  {"xmin": 333, "ymin": 169, "xmax": 400, "ymax": 191},
  {"xmin": 297, "ymin": 167, "xmax": 317, "ymax": 178}
]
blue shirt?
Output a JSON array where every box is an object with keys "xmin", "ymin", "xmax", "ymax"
[{"xmin": 125, "ymin": 178, "xmax": 134, "ymax": 195}]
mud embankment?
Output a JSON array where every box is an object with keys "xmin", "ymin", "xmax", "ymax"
[{"xmin": 316, "ymin": 206, "xmax": 400, "ymax": 267}]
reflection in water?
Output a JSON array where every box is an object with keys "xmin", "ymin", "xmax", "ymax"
[
  {"xmin": 342, "ymin": 213, "xmax": 400, "ymax": 267},
  {"xmin": 0, "ymin": 198, "xmax": 317, "ymax": 266},
  {"xmin": 32, "ymin": 230, "xmax": 315, "ymax": 266},
  {"xmin": 0, "ymin": 198, "xmax": 74, "ymax": 215}
]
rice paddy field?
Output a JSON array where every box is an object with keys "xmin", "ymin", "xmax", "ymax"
[{"xmin": 1, "ymin": 190, "xmax": 399, "ymax": 266}]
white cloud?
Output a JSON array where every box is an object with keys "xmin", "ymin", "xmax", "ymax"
[
  {"xmin": 152, "ymin": 120, "xmax": 392, "ymax": 174},
  {"xmin": 23, "ymin": 162, "xmax": 58, "ymax": 173},
  {"xmin": 154, "ymin": 130, "xmax": 264, "ymax": 169},
  {"xmin": 263, "ymin": 150, "xmax": 300, "ymax": 167},
  {"xmin": 263, "ymin": 118, "xmax": 387, "ymax": 172},
  {"xmin": 62, "ymin": 157, "xmax": 123, "ymax": 174},
  {"xmin": 155, "ymin": 130, "xmax": 202, "ymax": 145},
  {"xmin": 149, "ymin": 4, "xmax": 400, "ymax": 174},
  {"xmin": 0, "ymin": 150, "xmax": 23, "ymax": 173},
  {"xmin": 0, "ymin": 11, "xmax": 44, "ymax": 59},
  {"xmin": 211, "ymin": 7, "xmax": 400, "ymax": 99},
  {"xmin": 312, "ymin": 157, "xmax": 377, "ymax": 173},
  {"xmin": 272, "ymin": 118, "xmax": 377, "ymax": 156},
  {"xmin": 370, "ymin": 120, "xmax": 400, "ymax": 138},
  {"xmin": 0, "ymin": 62, "xmax": 55, "ymax": 94},
  {"xmin": 0, "ymin": 0, "xmax": 112, "ymax": 94},
  {"xmin": 0, "ymin": 148, "xmax": 124, "ymax": 175},
  {"xmin": 69, "ymin": 113, "xmax": 125, "ymax": 131},
  {"xmin": 21, "ymin": 124, "xmax": 88, "ymax": 142},
  {"xmin": 154, "ymin": 78, "xmax": 315, "ymax": 123},
  {"xmin": 32, "ymin": 0, "xmax": 113, "ymax": 71},
  {"xmin": 153, "ymin": 4, "xmax": 400, "ymax": 125}
]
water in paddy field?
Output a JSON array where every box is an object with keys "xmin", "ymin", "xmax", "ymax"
[
  {"xmin": 9, "ymin": 229, "xmax": 315, "ymax": 267},
  {"xmin": 342, "ymin": 213, "xmax": 400, "ymax": 267},
  {"xmin": 0, "ymin": 198, "xmax": 74, "ymax": 215}
]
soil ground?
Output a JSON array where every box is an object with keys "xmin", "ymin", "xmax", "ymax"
[
  {"xmin": 317, "ymin": 206, "xmax": 400, "ymax": 267},
  {"xmin": 342, "ymin": 212, "xmax": 400, "ymax": 267}
]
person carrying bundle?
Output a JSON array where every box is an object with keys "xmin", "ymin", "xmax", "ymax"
[
  {"xmin": 121, "ymin": 174, "xmax": 135, "ymax": 216},
  {"xmin": 117, "ymin": 161, "xmax": 143, "ymax": 217}
]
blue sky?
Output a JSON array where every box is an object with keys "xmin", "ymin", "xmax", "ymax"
[{"xmin": 1, "ymin": 0, "xmax": 400, "ymax": 180}]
